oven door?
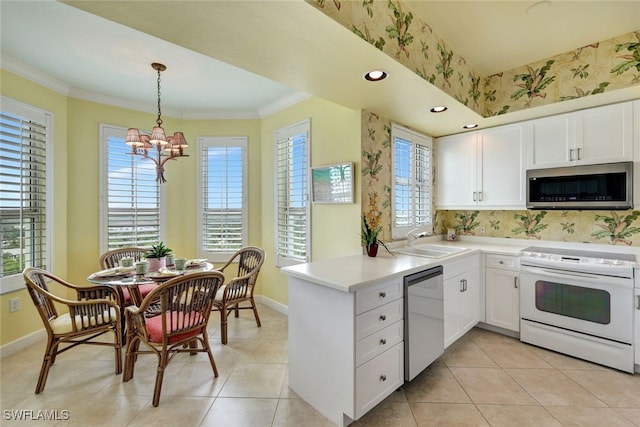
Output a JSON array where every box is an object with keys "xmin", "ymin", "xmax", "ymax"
[{"xmin": 520, "ymin": 266, "xmax": 633, "ymax": 344}]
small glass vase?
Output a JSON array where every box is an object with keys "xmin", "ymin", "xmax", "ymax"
[{"xmin": 366, "ymin": 243, "xmax": 379, "ymax": 257}]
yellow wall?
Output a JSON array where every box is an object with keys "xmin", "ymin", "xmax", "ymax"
[
  {"xmin": 1, "ymin": 70, "xmax": 361, "ymax": 346},
  {"xmin": 0, "ymin": 70, "xmax": 69, "ymax": 344},
  {"xmin": 260, "ymin": 97, "xmax": 362, "ymax": 305}
]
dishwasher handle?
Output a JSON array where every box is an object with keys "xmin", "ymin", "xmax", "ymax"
[{"xmin": 404, "ymin": 265, "xmax": 443, "ymax": 287}]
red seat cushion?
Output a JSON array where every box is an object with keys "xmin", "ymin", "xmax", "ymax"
[
  {"xmin": 145, "ymin": 311, "xmax": 204, "ymax": 343},
  {"xmin": 121, "ymin": 284, "xmax": 157, "ymax": 304}
]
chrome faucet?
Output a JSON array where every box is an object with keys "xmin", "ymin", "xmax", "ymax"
[{"xmin": 407, "ymin": 226, "xmax": 432, "ymax": 246}]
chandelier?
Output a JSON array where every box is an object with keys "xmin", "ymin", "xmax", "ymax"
[{"xmin": 125, "ymin": 63, "xmax": 188, "ymax": 183}]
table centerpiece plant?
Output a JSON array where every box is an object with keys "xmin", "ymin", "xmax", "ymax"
[{"xmin": 144, "ymin": 241, "xmax": 172, "ymax": 272}]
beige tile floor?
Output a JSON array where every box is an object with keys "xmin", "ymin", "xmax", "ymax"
[{"xmin": 2, "ymin": 304, "xmax": 640, "ymax": 426}]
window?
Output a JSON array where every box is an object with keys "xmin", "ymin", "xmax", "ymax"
[
  {"xmin": 0, "ymin": 97, "xmax": 53, "ymax": 294},
  {"xmin": 275, "ymin": 119, "xmax": 310, "ymax": 267},
  {"xmin": 100, "ymin": 124, "xmax": 165, "ymax": 252},
  {"xmin": 198, "ymin": 136, "xmax": 247, "ymax": 261},
  {"xmin": 391, "ymin": 124, "xmax": 433, "ymax": 239}
]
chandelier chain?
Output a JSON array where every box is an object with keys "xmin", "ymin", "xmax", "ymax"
[{"xmin": 156, "ymin": 67, "xmax": 163, "ymax": 127}]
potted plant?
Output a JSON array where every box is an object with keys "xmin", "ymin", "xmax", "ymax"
[
  {"xmin": 362, "ymin": 192, "xmax": 393, "ymax": 257},
  {"xmin": 361, "ymin": 215, "xmax": 392, "ymax": 257},
  {"xmin": 145, "ymin": 242, "xmax": 172, "ymax": 272}
]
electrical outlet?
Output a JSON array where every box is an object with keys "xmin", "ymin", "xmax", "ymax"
[{"xmin": 9, "ymin": 297, "xmax": 19, "ymax": 313}]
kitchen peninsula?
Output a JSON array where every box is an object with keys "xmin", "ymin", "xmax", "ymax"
[{"xmin": 282, "ymin": 245, "xmax": 487, "ymax": 427}]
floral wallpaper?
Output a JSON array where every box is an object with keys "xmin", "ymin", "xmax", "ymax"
[
  {"xmin": 361, "ymin": 109, "xmax": 640, "ymax": 247},
  {"xmin": 361, "ymin": 110, "xmax": 393, "ymax": 241},
  {"xmin": 308, "ymin": 0, "xmax": 639, "ymax": 117},
  {"xmin": 437, "ymin": 210, "xmax": 640, "ymax": 246},
  {"xmin": 340, "ymin": 1, "xmax": 640, "ymax": 247}
]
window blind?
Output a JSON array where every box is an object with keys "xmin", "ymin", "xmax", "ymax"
[
  {"xmin": 391, "ymin": 124, "xmax": 432, "ymax": 239},
  {"xmin": 0, "ymin": 106, "xmax": 49, "ymax": 283},
  {"xmin": 275, "ymin": 120, "xmax": 310, "ymax": 267},
  {"xmin": 200, "ymin": 137, "xmax": 247, "ymax": 255},
  {"xmin": 102, "ymin": 125, "xmax": 161, "ymax": 250}
]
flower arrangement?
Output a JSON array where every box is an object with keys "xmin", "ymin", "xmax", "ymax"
[
  {"xmin": 361, "ymin": 192, "xmax": 392, "ymax": 256},
  {"xmin": 145, "ymin": 241, "xmax": 172, "ymax": 259}
]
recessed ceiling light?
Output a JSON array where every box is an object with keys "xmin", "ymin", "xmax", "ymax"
[
  {"xmin": 363, "ymin": 70, "xmax": 388, "ymax": 81},
  {"xmin": 463, "ymin": 123, "xmax": 478, "ymax": 129},
  {"xmin": 430, "ymin": 106, "xmax": 448, "ymax": 113}
]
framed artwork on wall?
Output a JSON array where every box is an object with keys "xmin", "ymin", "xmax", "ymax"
[{"xmin": 311, "ymin": 162, "xmax": 354, "ymax": 204}]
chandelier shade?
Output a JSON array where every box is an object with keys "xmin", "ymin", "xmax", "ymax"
[{"xmin": 125, "ymin": 62, "xmax": 188, "ymax": 183}]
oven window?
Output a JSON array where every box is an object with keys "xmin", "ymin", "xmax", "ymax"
[{"xmin": 535, "ymin": 281, "xmax": 611, "ymax": 324}]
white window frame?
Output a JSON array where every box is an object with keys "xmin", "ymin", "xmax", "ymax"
[
  {"xmin": 274, "ymin": 119, "xmax": 311, "ymax": 267},
  {"xmin": 99, "ymin": 124, "xmax": 166, "ymax": 253},
  {"xmin": 197, "ymin": 136, "xmax": 248, "ymax": 262},
  {"xmin": 0, "ymin": 97, "xmax": 53, "ymax": 294},
  {"xmin": 391, "ymin": 123, "xmax": 433, "ymax": 240}
]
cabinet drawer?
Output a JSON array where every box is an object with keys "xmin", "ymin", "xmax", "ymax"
[
  {"xmin": 355, "ymin": 279, "xmax": 402, "ymax": 315},
  {"xmin": 486, "ymin": 254, "xmax": 518, "ymax": 270},
  {"xmin": 355, "ymin": 343, "xmax": 404, "ymax": 419},
  {"xmin": 355, "ymin": 320, "xmax": 403, "ymax": 367},
  {"xmin": 355, "ymin": 299, "xmax": 403, "ymax": 340}
]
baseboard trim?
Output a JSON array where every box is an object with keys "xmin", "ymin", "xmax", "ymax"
[
  {"xmin": 1, "ymin": 328, "xmax": 45, "ymax": 359},
  {"xmin": 255, "ymin": 295, "xmax": 288, "ymax": 316}
]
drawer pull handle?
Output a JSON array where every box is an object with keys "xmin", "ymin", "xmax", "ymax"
[
  {"xmin": 380, "ymin": 339, "xmax": 387, "ymax": 345},
  {"xmin": 379, "ymin": 292, "xmax": 386, "ymax": 298},
  {"xmin": 380, "ymin": 375, "xmax": 387, "ymax": 382},
  {"xmin": 379, "ymin": 315, "xmax": 386, "ymax": 321},
  {"xmin": 499, "ymin": 260, "xmax": 504, "ymax": 264}
]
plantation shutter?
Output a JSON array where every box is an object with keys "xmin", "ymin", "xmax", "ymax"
[
  {"xmin": 0, "ymin": 99, "xmax": 50, "ymax": 287},
  {"xmin": 199, "ymin": 137, "xmax": 247, "ymax": 257},
  {"xmin": 391, "ymin": 124, "xmax": 432, "ymax": 239},
  {"xmin": 102, "ymin": 125, "xmax": 161, "ymax": 250},
  {"xmin": 275, "ymin": 119, "xmax": 310, "ymax": 267}
]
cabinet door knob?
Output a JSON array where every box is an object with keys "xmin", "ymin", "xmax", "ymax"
[
  {"xmin": 380, "ymin": 339, "xmax": 387, "ymax": 345},
  {"xmin": 380, "ymin": 375, "xmax": 387, "ymax": 382},
  {"xmin": 499, "ymin": 260, "xmax": 504, "ymax": 264},
  {"xmin": 379, "ymin": 314, "xmax": 386, "ymax": 321},
  {"xmin": 379, "ymin": 292, "xmax": 386, "ymax": 298}
]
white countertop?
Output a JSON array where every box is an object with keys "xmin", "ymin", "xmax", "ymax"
[
  {"xmin": 281, "ymin": 236, "xmax": 640, "ymax": 292},
  {"xmin": 281, "ymin": 238, "xmax": 526, "ymax": 293}
]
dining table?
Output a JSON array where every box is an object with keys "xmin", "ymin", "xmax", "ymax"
[{"xmin": 87, "ymin": 261, "xmax": 214, "ymax": 306}]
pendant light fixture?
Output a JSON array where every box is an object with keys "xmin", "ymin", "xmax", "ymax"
[{"xmin": 125, "ymin": 62, "xmax": 188, "ymax": 183}]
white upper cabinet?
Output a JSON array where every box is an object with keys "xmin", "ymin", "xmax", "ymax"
[
  {"xmin": 436, "ymin": 123, "xmax": 525, "ymax": 210},
  {"xmin": 480, "ymin": 124, "xmax": 526, "ymax": 208},
  {"xmin": 436, "ymin": 132, "xmax": 478, "ymax": 208},
  {"xmin": 527, "ymin": 101, "xmax": 633, "ymax": 170},
  {"xmin": 526, "ymin": 113, "xmax": 574, "ymax": 169}
]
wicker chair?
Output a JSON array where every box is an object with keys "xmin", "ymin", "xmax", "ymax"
[
  {"xmin": 99, "ymin": 247, "xmax": 155, "ymax": 305},
  {"xmin": 212, "ymin": 246, "xmax": 265, "ymax": 344},
  {"xmin": 23, "ymin": 267, "xmax": 123, "ymax": 394},
  {"xmin": 123, "ymin": 271, "xmax": 225, "ymax": 407}
]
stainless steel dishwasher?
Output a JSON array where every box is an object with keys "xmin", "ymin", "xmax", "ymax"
[{"xmin": 404, "ymin": 265, "xmax": 444, "ymax": 382}]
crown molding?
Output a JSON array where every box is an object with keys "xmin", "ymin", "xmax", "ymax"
[
  {"xmin": 3, "ymin": 54, "xmax": 310, "ymax": 121},
  {"xmin": 258, "ymin": 91, "xmax": 311, "ymax": 118},
  {"xmin": 1, "ymin": 55, "xmax": 71, "ymax": 95}
]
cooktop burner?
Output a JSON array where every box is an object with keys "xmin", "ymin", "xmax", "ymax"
[{"xmin": 520, "ymin": 246, "xmax": 637, "ymax": 278}]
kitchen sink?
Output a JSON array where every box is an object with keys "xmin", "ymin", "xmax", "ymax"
[{"xmin": 395, "ymin": 244, "xmax": 469, "ymax": 258}]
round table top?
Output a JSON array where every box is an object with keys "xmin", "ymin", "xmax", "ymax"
[{"xmin": 87, "ymin": 262, "xmax": 214, "ymax": 286}]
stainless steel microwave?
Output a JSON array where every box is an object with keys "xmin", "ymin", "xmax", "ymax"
[{"xmin": 526, "ymin": 162, "xmax": 633, "ymax": 210}]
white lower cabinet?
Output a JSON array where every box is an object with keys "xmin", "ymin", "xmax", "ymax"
[
  {"xmin": 635, "ymin": 288, "xmax": 640, "ymax": 368},
  {"xmin": 485, "ymin": 254, "xmax": 520, "ymax": 332},
  {"xmin": 288, "ymin": 276, "xmax": 403, "ymax": 427},
  {"xmin": 444, "ymin": 254, "xmax": 480, "ymax": 348}
]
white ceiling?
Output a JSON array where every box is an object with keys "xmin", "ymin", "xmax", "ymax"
[{"xmin": 1, "ymin": 1, "xmax": 639, "ymax": 136}]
